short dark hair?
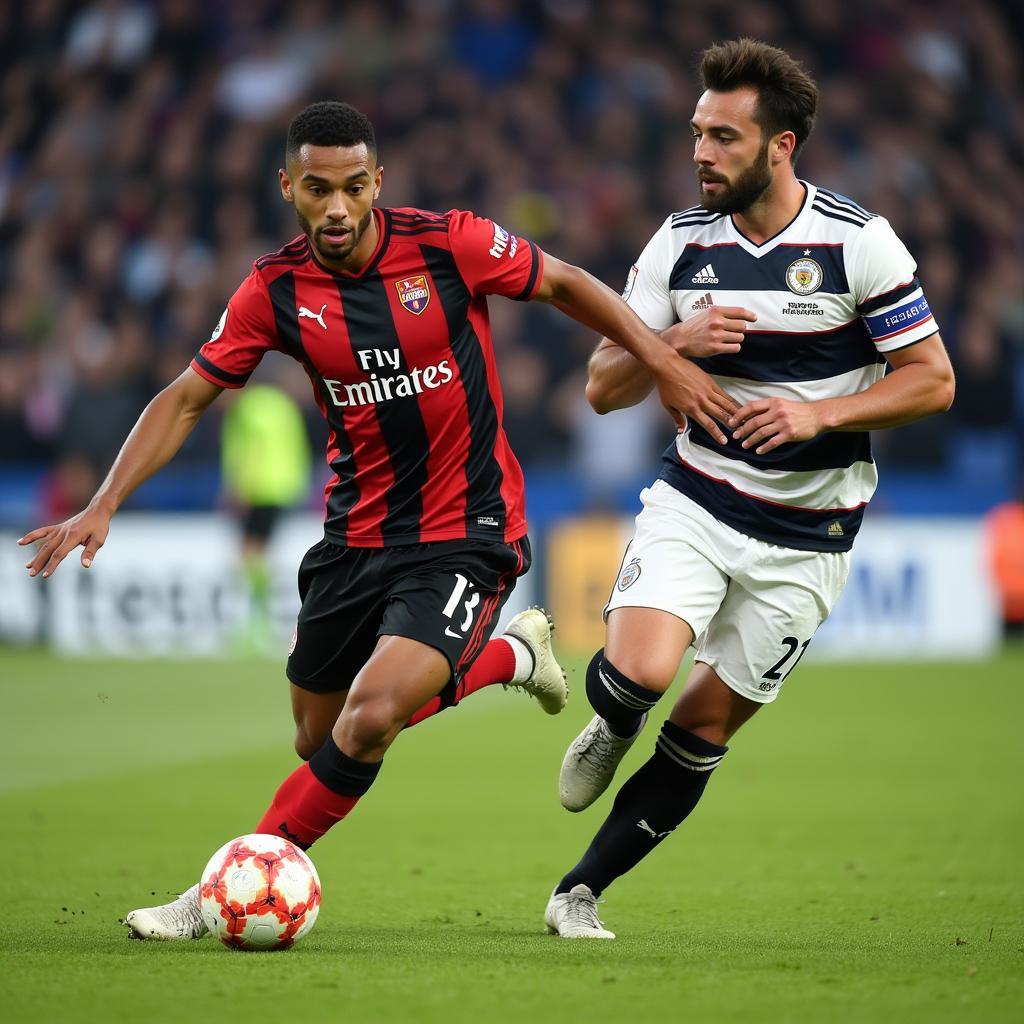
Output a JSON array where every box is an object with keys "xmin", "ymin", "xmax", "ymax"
[
  {"xmin": 700, "ymin": 39, "xmax": 818, "ymax": 162},
  {"xmin": 285, "ymin": 101, "xmax": 377, "ymax": 162}
]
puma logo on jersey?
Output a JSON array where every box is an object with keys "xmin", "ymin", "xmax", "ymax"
[{"xmin": 298, "ymin": 303, "xmax": 328, "ymax": 330}]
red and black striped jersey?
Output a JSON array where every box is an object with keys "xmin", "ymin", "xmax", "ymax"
[{"xmin": 191, "ymin": 207, "xmax": 543, "ymax": 547}]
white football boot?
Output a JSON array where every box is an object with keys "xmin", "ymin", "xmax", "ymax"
[
  {"xmin": 545, "ymin": 884, "xmax": 615, "ymax": 939},
  {"xmin": 124, "ymin": 883, "xmax": 207, "ymax": 940},
  {"xmin": 501, "ymin": 607, "xmax": 568, "ymax": 715},
  {"xmin": 559, "ymin": 713, "xmax": 647, "ymax": 812}
]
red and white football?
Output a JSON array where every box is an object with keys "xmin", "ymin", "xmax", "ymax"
[{"xmin": 199, "ymin": 833, "xmax": 321, "ymax": 950}]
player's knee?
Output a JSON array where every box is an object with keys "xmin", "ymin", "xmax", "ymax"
[
  {"xmin": 600, "ymin": 645, "xmax": 677, "ymax": 692},
  {"xmin": 337, "ymin": 692, "xmax": 404, "ymax": 752}
]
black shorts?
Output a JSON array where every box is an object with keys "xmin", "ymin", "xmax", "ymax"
[
  {"xmin": 241, "ymin": 505, "xmax": 283, "ymax": 543},
  {"xmin": 286, "ymin": 535, "xmax": 531, "ymax": 694}
]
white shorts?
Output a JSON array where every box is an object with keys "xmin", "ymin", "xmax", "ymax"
[{"xmin": 604, "ymin": 480, "xmax": 851, "ymax": 704}]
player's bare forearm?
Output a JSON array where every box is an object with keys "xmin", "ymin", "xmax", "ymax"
[
  {"xmin": 534, "ymin": 254, "xmax": 740, "ymax": 436},
  {"xmin": 730, "ymin": 334, "xmax": 954, "ymax": 455},
  {"xmin": 815, "ymin": 335, "xmax": 955, "ymax": 431},
  {"xmin": 19, "ymin": 368, "xmax": 223, "ymax": 577},
  {"xmin": 534, "ymin": 256, "xmax": 670, "ymax": 375},
  {"xmin": 585, "ymin": 339, "xmax": 655, "ymax": 413},
  {"xmin": 585, "ymin": 304, "xmax": 757, "ymax": 414}
]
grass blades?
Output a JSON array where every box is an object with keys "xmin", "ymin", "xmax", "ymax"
[{"xmin": 1, "ymin": 647, "xmax": 1022, "ymax": 1023}]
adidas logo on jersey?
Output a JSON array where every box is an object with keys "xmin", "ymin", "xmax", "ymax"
[
  {"xmin": 827, "ymin": 521, "xmax": 845, "ymax": 538},
  {"xmin": 691, "ymin": 264, "xmax": 719, "ymax": 284},
  {"xmin": 691, "ymin": 293, "xmax": 714, "ymax": 311}
]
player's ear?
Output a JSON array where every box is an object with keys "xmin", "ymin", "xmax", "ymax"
[
  {"xmin": 279, "ymin": 167, "xmax": 294, "ymax": 203},
  {"xmin": 373, "ymin": 164, "xmax": 383, "ymax": 201},
  {"xmin": 773, "ymin": 131, "xmax": 796, "ymax": 166}
]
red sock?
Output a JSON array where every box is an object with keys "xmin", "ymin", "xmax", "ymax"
[
  {"xmin": 254, "ymin": 762, "xmax": 360, "ymax": 849},
  {"xmin": 405, "ymin": 637, "xmax": 517, "ymax": 728}
]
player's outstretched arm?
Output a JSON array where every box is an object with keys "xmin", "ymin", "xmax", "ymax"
[
  {"xmin": 19, "ymin": 368, "xmax": 224, "ymax": 578},
  {"xmin": 533, "ymin": 253, "xmax": 739, "ymax": 440},
  {"xmin": 584, "ymin": 305, "xmax": 757, "ymax": 414},
  {"xmin": 814, "ymin": 333, "xmax": 955, "ymax": 431},
  {"xmin": 584, "ymin": 337, "xmax": 656, "ymax": 412}
]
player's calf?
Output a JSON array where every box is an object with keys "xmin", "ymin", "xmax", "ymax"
[{"xmin": 556, "ymin": 720, "xmax": 727, "ymax": 900}]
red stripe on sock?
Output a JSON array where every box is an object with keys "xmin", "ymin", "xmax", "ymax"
[
  {"xmin": 461, "ymin": 637, "xmax": 516, "ymax": 692},
  {"xmin": 406, "ymin": 695, "xmax": 442, "ymax": 728},
  {"xmin": 254, "ymin": 762, "xmax": 361, "ymax": 849},
  {"xmin": 404, "ymin": 637, "xmax": 515, "ymax": 729}
]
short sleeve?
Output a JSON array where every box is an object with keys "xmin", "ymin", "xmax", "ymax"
[
  {"xmin": 846, "ymin": 217, "xmax": 939, "ymax": 353},
  {"xmin": 445, "ymin": 210, "xmax": 544, "ymax": 301},
  {"xmin": 191, "ymin": 269, "xmax": 279, "ymax": 388},
  {"xmin": 622, "ymin": 216, "xmax": 676, "ymax": 331}
]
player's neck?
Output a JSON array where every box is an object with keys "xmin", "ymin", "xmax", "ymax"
[{"xmin": 732, "ymin": 175, "xmax": 806, "ymax": 246}]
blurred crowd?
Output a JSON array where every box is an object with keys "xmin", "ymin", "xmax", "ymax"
[{"xmin": 1, "ymin": 0, "xmax": 1023, "ymax": 519}]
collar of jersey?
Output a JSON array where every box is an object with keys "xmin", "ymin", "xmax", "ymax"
[
  {"xmin": 727, "ymin": 181, "xmax": 813, "ymax": 257},
  {"xmin": 305, "ymin": 207, "xmax": 390, "ymax": 279}
]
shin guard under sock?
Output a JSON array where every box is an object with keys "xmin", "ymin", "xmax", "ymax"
[{"xmin": 585, "ymin": 650, "xmax": 663, "ymax": 737}]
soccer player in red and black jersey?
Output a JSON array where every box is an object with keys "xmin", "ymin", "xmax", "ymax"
[{"xmin": 20, "ymin": 102, "xmax": 737, "ymax": 939}]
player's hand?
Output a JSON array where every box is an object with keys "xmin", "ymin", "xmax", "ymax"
[
  {"xmin": 662, "ymin": 306, "xmax": 757, "ymax": 358},
  {"xmin": 18, "ymin": 503, "xmax": 113, "ymax": 578},
  {"xmin": 729, "ymin": 397, "xmax": 823, "ymax": 454},
  {"xmin": 655, "ymin": 356, "xmax": 740, "ymax": 443}
]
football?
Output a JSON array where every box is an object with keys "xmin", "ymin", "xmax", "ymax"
[{"xmin": 198, "ymin": 833, "xmax": 321, "ymax": 950}]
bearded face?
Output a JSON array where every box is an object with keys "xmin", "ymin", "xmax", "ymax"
[{"xmin": 696, "ymin": 135, "xmax": 773, "ymax": 215}]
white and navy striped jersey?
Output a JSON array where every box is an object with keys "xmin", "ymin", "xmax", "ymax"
[{"xmin": 622, "ymin": 182, "xmax": 938, "ymax": 552}]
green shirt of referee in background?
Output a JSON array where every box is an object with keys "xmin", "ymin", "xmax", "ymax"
[{"xmin": 221, "ymin": 383, "xmax": 312, "ymax": 650}]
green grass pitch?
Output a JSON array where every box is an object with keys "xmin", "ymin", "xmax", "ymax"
[{"xmin": 1, "ymin": 645, "xmax": 1022, "ymax": 1023}]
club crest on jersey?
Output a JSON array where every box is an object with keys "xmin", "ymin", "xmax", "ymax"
[
  {"xmin": 396, "ymin": 275, "xmax": 430, "ymax": 315},
  {"xmin": 785, "ymin": 257, "xmax": 823, "ymax": 295},
  {"xmin": 617, "ymin": 558, "xmax": 642, "ymax": 591}
]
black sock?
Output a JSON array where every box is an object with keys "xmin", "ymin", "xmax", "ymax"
[
  {"xmin": 557, "ymin": 721, "xmax": 727, "ymax": 896},
  {"xmin": 308, "ymin": 735, "xmax": 382, "ymax": 796},
  {"xmin": 585, "ymin": 650, "xmax": 663, "ymax": 738}
]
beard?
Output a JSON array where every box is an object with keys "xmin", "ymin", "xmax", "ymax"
[
  {"xmin": 698, "ymin": 142, "xmax": 773, "ymax": 215},
  {"xmin": 296, "ymin": 207, "xmax": 373, "ymax": 264}
]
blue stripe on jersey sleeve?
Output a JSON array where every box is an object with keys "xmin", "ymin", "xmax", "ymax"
[{"xmin": 863, "ymin": 294, "xmax": 933, "ymax": 342}]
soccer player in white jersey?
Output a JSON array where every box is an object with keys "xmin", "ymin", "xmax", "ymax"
[{"xmin": 544, "ymin": 38, "xmax": 955, "ymax": 939}]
